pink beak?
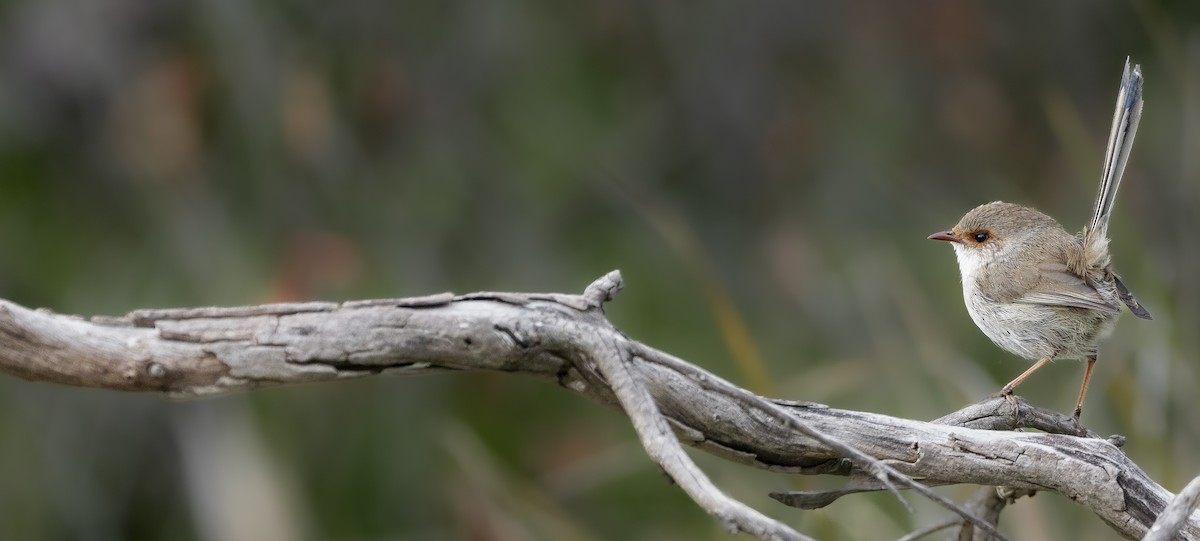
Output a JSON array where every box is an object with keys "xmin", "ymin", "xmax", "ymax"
[{"xmin": 927, "ymin": 230, "xmax": 960, "ymax": 243}]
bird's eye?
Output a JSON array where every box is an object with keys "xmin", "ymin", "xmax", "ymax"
[{"xmin": 972, "ymin": 231, "xmax": 990, "ymax": 243}]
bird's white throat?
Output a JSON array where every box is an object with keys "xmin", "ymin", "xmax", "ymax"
[{"xmin": 949, "ymin": 242, "xmax": 998, "ymax": 286}]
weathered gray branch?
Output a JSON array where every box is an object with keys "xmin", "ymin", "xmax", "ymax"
[
  {"xmin": 0, "ymin": 271, "xmax": 1195, "ymax": 539},
  {"xmin": 1145, "ymin": 474, "xmax": 1200, "ymax": 541}
]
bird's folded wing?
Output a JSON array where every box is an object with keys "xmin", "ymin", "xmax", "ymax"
[{"xmin": 1013, "ymin": 261, "xmax": 1120, "ymax": 313}]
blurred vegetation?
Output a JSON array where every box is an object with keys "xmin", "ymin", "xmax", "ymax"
[{"xmin": 0, "ymin": 1, "xmax": 1198, "ymax": 539}]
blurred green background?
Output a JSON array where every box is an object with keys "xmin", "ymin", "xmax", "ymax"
[{"xmin": 0, "ymin": 1, "xmax": 1197, "ymax": 539}]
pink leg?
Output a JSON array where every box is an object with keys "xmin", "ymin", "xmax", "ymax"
[
  {"xmin": 1001, "ymin": 357, "xmax": 1052, "ymax": 395},
  {"xmin": 1073, "ymin": 356, "xmax": 1097, "ymax": 420}
]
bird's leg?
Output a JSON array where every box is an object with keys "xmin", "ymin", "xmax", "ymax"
[
  {"xmin": 998, "ymin": 357, "xmax": 1052, "ymax": 416},
  {"xmin": 1072, "ymin": 355, "xmax": 1098, "ymax": 420},
  {"xmin": 1001, "ymin": 357, "xmax": 1053, "ymax": 395}
]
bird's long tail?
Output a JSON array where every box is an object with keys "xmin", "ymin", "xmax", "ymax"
[{"xmin": 1085, "ymin": 58, "xmax": 1143, "ymax": 248}]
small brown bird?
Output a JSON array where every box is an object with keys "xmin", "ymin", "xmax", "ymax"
[{"xmin": 928, "ymin": 59, "xmax": 1151, "ymax": 420}]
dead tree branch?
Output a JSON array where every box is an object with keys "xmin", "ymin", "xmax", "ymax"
[
  {"xmin": 1145, "ymin": 474, "xmax": 1200, "ymax": 541},
  {"xmin": 0, "ymin": 271, "xmax": 1194, "ymax": 539}
]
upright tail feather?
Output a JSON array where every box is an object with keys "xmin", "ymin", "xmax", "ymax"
[{"xmin": 1086, "ymin": 58, "xmax": 1144, "ymax": 246}]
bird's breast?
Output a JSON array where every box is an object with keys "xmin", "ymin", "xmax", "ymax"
[{"xmin": 960, "ymin": 279, "xmax": 1118, "ymax": 361}]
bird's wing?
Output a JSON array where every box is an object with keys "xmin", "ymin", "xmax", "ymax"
[{"xmin": 1011, "ymin": 261, "xmax": 1120, "ymax": 313}]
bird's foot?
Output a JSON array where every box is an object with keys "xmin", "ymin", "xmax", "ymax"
[
  {"xmin": 998, "ymin": 386, "xmax": 1019, "ymax": 417},
  {"xmin": 1070, "ymin": 407, "xmax": 1088, "ymax": 436}
]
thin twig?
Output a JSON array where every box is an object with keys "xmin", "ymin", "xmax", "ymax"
[
  {"xmin": 1145, "ymin": 474, "xmax": 1200, "ymax": 541},
  {"xmin": 895, "ymin": 518, "xmax": 958, "ymax": 541},
  {"xmin": 632, "ymin": 344, "xmax": 1007, "ymax": 541},
  {"xmin": 586, "ymin": 333, "xmax": 811, "ymax": 541}
]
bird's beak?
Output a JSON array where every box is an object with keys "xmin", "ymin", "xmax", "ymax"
[{"xmin": 927, "ymin": 230, "xmax": 960, "ymax": 243}]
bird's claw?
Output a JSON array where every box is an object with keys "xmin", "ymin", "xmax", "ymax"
[{"xmin": 1000, "ymin": 389, "xmax": 1019, "ymax": 417}]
